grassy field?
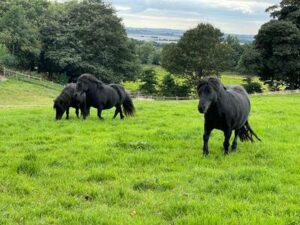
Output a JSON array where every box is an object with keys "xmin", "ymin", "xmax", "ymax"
[{"xmin": 0, "ymin": 78, "xmax": 300, "ymax": 224}]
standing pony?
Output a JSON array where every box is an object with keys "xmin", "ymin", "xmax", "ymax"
[
  {"xmin": 197, "ymin": 77, "xmax": 261, "ymax": 156},
  {"xmin": 53, "ymin": 83, "xmax": 87, "ymax": 120},
  {"xmin": 75, "ymin": 74, "xmax": 135, "ymax": 120}
]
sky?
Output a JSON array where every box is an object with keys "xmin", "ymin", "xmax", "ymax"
[{"xmin": 106, "ymin": 0, "xmax": 281, "ymax": 35}]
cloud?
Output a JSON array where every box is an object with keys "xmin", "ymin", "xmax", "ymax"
[
  {"xmin": 109, "ymin": 0, "xmax": 278, "ymax": 14},
  {"xmin": 108, "ymin": 0, "xmax": 280, "ymax": 34}
]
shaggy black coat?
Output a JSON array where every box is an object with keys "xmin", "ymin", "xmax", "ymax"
[
  {"xmin": 197, "ymin": 77, "xmax": 261, "ymax": 155},
  {"xmin": 53, "ymin": 83, "xmax": 86, "ymax": 120},
  {"xmin": 75, "ymin": 74, "xmax": 135, "ymax": 119}
]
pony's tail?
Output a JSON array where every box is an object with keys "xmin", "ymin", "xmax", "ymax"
[
  {"xmin": 122, "ymin": 93, "xmax": 135, "ymax": 117},
  {"xmin": 239, "ymin": 121, "xmax": 261, "ymax": 142}
]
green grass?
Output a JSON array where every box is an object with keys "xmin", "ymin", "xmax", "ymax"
[
  {"xmin": 0, "ymin": 78, "xmax": 300, "ymax": 224},
  {"xmin": 0, "ymin": 79, "xmax": 62, "ymax": 106}
]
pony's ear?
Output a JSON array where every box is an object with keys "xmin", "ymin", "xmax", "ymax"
[
  {"xmin": 208, "ymin": 77, "xmax": 224, "ymax": 90},
  {"xmin": 197, "ymin": 80, "xmax": 206, "ymax": 93}
]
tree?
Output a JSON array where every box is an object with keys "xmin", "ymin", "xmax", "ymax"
[
  {"xmin": 253, "ymin": 0, "xmax": 300, "ymax": 89},
  {"xmin": 255, "ymin": 18, "xmax": 300, "ymax": 89},
  {"xmin": 0, "ymin": 5, "xmax": 41, "ymax": 69},
  {"xmin": 137, "ymin": 42, "xmax": 155, "ymax": 64},
  {"xmin": 267, "ymin": 0, "xmax": 300, "ymax": 28},
  {"xmin": 255, "ymin": 20, "xmax": 300, "ymax": 89},
  {"xmin": 161, "ymin": 23, "xmax": 230, "ymax": 85},
  {"xmin": 139, "ymin": 69, "xmax": 158, "ymax": 94},
  {"xmin": 160, "ymin": 74, "xmax": 191, "ymax": 97},
  {"xmin": 40, "ymin": 0, "xmax": 140, "ymax": 82},
  {"xmin": 237, "ymin": 43, "xmax": 262, "ymax": 75},
  {"xmin": 224, "ymin": 35, "xmax": 244, "ymax": 70},
  {"xmin": 160, "ymin": 74, "xmax": 176, "ymax": 96}
]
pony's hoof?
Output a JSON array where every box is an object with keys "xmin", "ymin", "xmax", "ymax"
[{"xmin": 203, "ymin": 152, "xmax": 209, "ymax": 157}]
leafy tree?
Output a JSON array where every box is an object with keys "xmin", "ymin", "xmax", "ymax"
[
  {"xmin": 137, "ymin": 42, "xmax": 155, "ymax": 64},
  {"xmin": 152, "ymin": 48, "xmax": 162, "ymax": 65},
  {"xmin": 254, "ymin": 0, "xmax": 300, "ymax": 89},
  {"xmin": 267, "ymin": 0, "xmax": 300, "ymax": 27},
  {"xmin": 224, "ymin": 35, "xmax": 244, "ymax": 70},
  {"xmin": 40, "ymin": 0, "xmax": 140, "ymax": 82},
  {"xmin": 161, "ymin": 23, "xmax": 230, "ymax": 85},
  {"xmin": 160, "ymin": 74, "xmax": 191, "ymax": 97},
  {"xmin": 255, "ymin": 20, "xmax": 300, "ymax": 89},
  {"xmin": 237, "ymin": 44, "xmax": 262, "ymax": 75},
  {"xmin": 139, "ymin": 69, "xmax": 158, "ymax": 94},
  {"xmin": 160, "ymin": 74, "xmax": 176, "ymax": 96},
  {"xmin": 0, "ymin": 0, "xmax": 50, "ymax": 69},
  {"xmin": 0, "ymin": 5, "xmax": 41, "ymax": 69}
]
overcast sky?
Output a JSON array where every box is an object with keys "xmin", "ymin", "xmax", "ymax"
[{"xmin": 106, "ymin": 0, "xmax": 280, "ymax": 34}]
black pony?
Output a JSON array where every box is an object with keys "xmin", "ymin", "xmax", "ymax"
[
  {"xmin": 53, "ymin": 83, "xmax": 86, "ymax": 120},
  {"xmin": 75, "ymin": 74, "xmax": 135, "ymax": 119},
  {"xmin": 197, "ymin": 77, "xmax": 261, "ymax": 155}
]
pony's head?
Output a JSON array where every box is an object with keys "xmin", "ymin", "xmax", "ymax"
[
  {"xmin": 75, "ymin": 74, "xmax": 103, "ymax": 95},
  {"xmin": 197, "ymin": 77, "xmax": 224, "ymax": 114},
  {"xmin": 53, "ymin": 98, "xmax": 66, "ymax": 120}
]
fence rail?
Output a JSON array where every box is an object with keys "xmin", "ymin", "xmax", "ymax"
[
  {"xmin": 2, "ymin": 67, "xmax": 63, "ymax": 90},
  {"xmin": 129, "ymin": 89, "xmax": 300, "ymax": 100}
]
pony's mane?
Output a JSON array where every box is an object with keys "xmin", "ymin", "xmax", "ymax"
[
  {"xmin": 78, "ymin": 74, "xmax": 104, "ymax": 87},
  {"xmin": 55, "ymin": 83, "xmax": 75, "ymax": 103},
  {"xmin": 197, "ymin": 77, "xmax": 226, "ymax": 92}
]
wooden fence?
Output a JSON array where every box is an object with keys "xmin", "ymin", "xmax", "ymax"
[{"xmin": 2, "ymin": 67, "xmax": 63, "ymax": 90}]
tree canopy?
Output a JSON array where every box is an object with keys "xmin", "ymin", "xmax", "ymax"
[
  {"xmin": 0, "ymin": 0, "xmax": 140, "ymax": 83},
  {"xmin": 161, "ymin": 23, "xmax": 230, "ymax": 85},
  {"xmin": 254, "ymin": 0, "xmax": 300, "ymax": 89}
]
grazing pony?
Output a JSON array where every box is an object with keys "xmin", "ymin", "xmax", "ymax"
[
  {"xmin": 75, "ymin": 74, "xmax": 135, "ymax": 120},
  {"xmin": 197, "ymin": 77, "xmax": 261, "ymax": 155},
  {"xmin": 53, "ymin": 83, "xmax": 87, "ymax": 120}
]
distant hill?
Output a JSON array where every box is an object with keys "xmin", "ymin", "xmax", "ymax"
[{"xmin": 126, "ymin": 27, "xmax": 254, "ymax": 44}]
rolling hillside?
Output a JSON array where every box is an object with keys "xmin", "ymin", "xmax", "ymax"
[{"xmin": 0, "ymin": 78, "xmax": 62, "ymax": 107}]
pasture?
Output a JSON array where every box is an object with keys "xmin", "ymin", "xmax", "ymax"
[{"xmin": 0, "ymin": 79, "xmax": 300, "ymax": 225}]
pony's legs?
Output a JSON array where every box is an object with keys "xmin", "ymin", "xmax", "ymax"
[
  {"xmin": 75, "ymin": 107, "xmax": 79, "ymax": 118},
  {"xmin": 119, "ymin": 106, "xmax": 124, "ymax": 120},
  {"xmin": 223, "ymin": 129, "xmax": 232, "ymax": 154},
  {"xmin": 81, "ymin": 105, "xmax": 87, "ymax": 119},
  {"xmin": 231, "ymin": 130, "xmax": 240, "ymax": 151},
  {"xmin": 113, "ymin": 107, "xmax": 119, "ymax": 119},
  {"xmin": 66, "ymin": 107, "xmax": 70, "ymax": 119},
  {"xmin": 97, "ymin": 107, "xmax": 104, "ymax": 120},
  {"xmin": 203, "ymin": 125, "xmax": 212, "ymax": 156}
]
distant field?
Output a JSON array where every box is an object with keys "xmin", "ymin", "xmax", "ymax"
[
  {"xmin": 123, "ymin": 66, "xmax": 264, "ymax": 92},
  {"xmin": 0, "ymin": 78, "xmax": 299, "ymax": 224}
]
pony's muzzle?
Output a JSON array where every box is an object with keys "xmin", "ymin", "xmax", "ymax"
[{"xmin": 198, "ymin": 105, "xmax": 206, "ymax": 114}]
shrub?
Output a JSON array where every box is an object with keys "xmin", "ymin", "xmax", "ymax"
[
  {"xmin": 160, "ymin": 74, "xmax": 191, "ymax": 97},
  {"xmin": 242, "ymin": 77, "xmax": 263, "ymax": 94},
  {"xmin": 139, "ymin": 69, "xmax": 158, "ymax": 94}
]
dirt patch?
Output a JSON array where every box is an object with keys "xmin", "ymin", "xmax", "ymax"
[{"xmin": 0, "ymin": 76, "xmax": 7, "ymax": 81}]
